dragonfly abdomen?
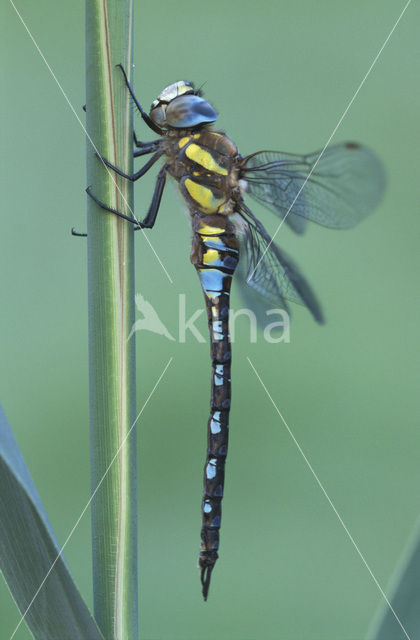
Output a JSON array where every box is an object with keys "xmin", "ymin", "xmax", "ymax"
[{"xmin": 191, "ymin": 214, "xmax": 239, "ymax": 600}]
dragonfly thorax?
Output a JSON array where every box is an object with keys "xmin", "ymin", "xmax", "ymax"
[{"xmin": 150, "ymin": 81, "xmax": 218, "ymax": 130}]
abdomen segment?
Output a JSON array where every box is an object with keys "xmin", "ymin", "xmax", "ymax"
[{"xmin": 190, "ymin": 214, "xmax": 239, "ymax": 600}]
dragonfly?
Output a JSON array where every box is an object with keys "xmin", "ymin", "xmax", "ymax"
[{"xmin": 85, "ymin": 65, "xmax": 385, "ymax": 600}]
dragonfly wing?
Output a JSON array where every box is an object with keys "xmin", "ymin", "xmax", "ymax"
[
  {"xmin": 232, "ymin": 206, "xmax": 324, "ymax": 324},
  {"xmin": 241, "ymin": 142, "xmax": 385, "ymax": 230},
  {"xmin": 234, "ymin": 233, "xmax": 290, "ymax": 330},
  {"xmin": 283, "ymin": 212, "xmax": 308, "ymax": 234}
]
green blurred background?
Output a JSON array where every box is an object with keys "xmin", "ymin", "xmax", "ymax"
[{"xmin": 1, "ymin": 1, "xmax": 419, "ymax": 638}]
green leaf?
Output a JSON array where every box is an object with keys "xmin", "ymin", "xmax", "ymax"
[
  {"xmin": 0, "ymin": 404, "xmax": 104, "ymax": 640},
  {"xmin": 367, "ymin": 519, "xmax": 420, "ymax": 639}
]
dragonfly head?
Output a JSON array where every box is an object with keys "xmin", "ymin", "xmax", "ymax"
[{"xmin": 150, "ymin": 81, "xmax": 218, "ymax": 129}]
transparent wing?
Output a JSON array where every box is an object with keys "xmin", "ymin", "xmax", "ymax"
[
  {"xmin": 241, "ymin": 142, "xmax": 385, "ymax": 231},
  {"xmin": 232, "ymin": 206, "xmax": 324, "ymax": 324},
  {"xmin": 281, "ymin": 210, "xmax": 308, "ymax": 234}
]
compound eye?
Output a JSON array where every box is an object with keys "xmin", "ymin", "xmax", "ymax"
[
  {"xmin": 150, "ymin": 104, "xmax": 167, "ymax": 127},
  {"xmin": 166, "ymin": 95, "xmax": 217, "ymax": 128}
]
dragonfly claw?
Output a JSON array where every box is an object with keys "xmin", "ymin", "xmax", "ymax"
[{"xmin": 71, "ymin": 227, "xmax": 87, "ymax": 237}]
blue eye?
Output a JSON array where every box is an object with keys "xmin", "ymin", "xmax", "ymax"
[{"xmin": 165, "ymin": 95, "xmax": 218, "ymax": 128}]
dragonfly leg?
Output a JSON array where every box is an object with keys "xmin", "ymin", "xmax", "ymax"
[
  {"xmin": 116, "ymin": 63, "xmax": 163, "ymax": 136},
  {"xmin": 71, "ymin": 224, "xmax": 140, "ymax": 237},
  {"xmin": 71, "ymin": 227, "xmax": 87, "ymax": 237},
  {"xmin": 139, "ymin": 166, "xmax": 167, "ymax": 228},
  {"xmin": 133, "ymin": 142, "xmax": 160, "ymax": 158},
  {"xmin": 85, "ymin": 165, "xmax": 167, "ymax": 230},
  {"xmin": 86, "ymin": 187, "xmax": 140, "ymax": 227},
  {"xmin": 133, "ymin": 130, "xmax": 157, "ymax": 148},
  {"xmin": 95, "ymin": 149, "xmax": 163, "ymax": 181}
]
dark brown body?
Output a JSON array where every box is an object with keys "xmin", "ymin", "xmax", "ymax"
[{"xmin": 162, "ymin": 128, "xmax": 243, "ymax": 598}]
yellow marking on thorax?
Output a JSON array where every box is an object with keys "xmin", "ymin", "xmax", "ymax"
[
  {"xmin": 203, "ymin": 249, "xmax": 220, "ymax": 265},
  {"xmin": 185, "ymin": 143, "xmax": 228, "ymax": 175},
  {"xmin": 184, "ymin": 178, "xmax": 225, "ymax": 214},
  {"xmin": 178, "ymin": 137, "xmax": 190, "ymax": 149}
]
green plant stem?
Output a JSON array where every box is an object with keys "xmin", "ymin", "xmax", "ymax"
[{"xmin": 86, "ymin": 1, "xmax": 137, "ymax": 638}]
